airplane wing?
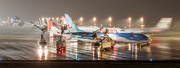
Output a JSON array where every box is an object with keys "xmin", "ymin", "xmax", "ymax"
[
  {"xmin": 68, "ymin": 30, "xmax": 75, "ymax": 38},
  {"xmin": 67, "ymin": 30, "xmax": 99, "ymax": 42},
  {"xmin": 29, "ymin": 19, "xmax": 44, "ymax": 30}
]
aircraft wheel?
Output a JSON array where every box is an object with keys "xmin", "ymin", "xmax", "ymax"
[
  {"xmin": 106, "ymin": 48, "xmax": 109, "ymax": 51},
  {"xmin": 108, "ymin": 48, "xmax": 111, "ymax": 51},
  {"xmin": 104, "ymin": 48, "xmax": 109, "ymax": 51},
  {"xmin": 102, "ymin": 49, "xmax": 105, "ymax": 51},
  {"xmin": 146, "ymin": 43, "xmax": 150, "ymax": 46},
  {"xmin": 137, "ymin": 43, "xmax": 141, "ymax": 46},
  {"xmin": 132, "ymin": 43, "xmax": 137, "ymax": 45},
  {"xmin": 104, "ymin": 48, "xmax": 107, "ymax": 51},
  {"xmin": 141, "ymin": 43, "xmax": 145, "ymax": 46}
]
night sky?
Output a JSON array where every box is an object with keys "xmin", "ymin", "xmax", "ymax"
[{"xmin": 0, "ymin": 0, "xmax": 180, "ymax": 27}]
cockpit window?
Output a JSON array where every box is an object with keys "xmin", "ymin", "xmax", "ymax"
[{"xmin": 143, "ymin": 36, "xmax": 148, "ymax": 38}]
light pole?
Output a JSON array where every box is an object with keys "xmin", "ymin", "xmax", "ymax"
[
  {"xmin": 141, "ymin": 17, "xmax": 144, "ymax": 28},
  {"xmin": 41, "ymin": 17, "xmax": 44, "ymax": 25},
  {"xmin": 141, "ymin": 17, "xmax": 143, "ymax": 25},
  {"xmin": 109, "ymin": 17, "xmax": 112, "ymax": 27},
  {"xmin": 128, "ymin": 17, "xmax": 131, "ymax": 28},
  {"xmin": 56, "ymin": 17, "xmax": 59, "ymax": 24},
  {"xmin": 93, "ymin": 17, "xmax": 96, "ymax": 26},
  {"xmin": 80, "ymin": 17, "xmax": 83, "ymax": 25}
]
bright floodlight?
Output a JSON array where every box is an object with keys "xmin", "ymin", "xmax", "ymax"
[
  {"xmin": 109, "ymin": 17, "xmax": 112, "ymax": 21},
  {"xmin": 52, "ymin": 17, "xmax": 54, "ymax": 20},
  {"xmin": 141, "ymin": 17, "xmax": 143, "ymax": 21},
  {"xmin": 56, "ymin": 17, "xmax": 59, "ymax": 20},
  {"xmin": 93, "ymin": 17, "xmax": 96, "ymax": 21},
  {"xmin": 42, "ymin": 17, "xmax": 44, "ymax": 21},
  {"xmin": 128, "ymin": 17, "xmax": 131, "ymax": 21},
  {"xmin": 80, "ymin": 17, "xmax": 83, "ymax": 21}
]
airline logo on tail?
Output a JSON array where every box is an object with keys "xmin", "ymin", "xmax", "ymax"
[
  {"xmin": 48, "ymin": 19, "xmax": 51, "ymax": 30},
  {"xmin": 68, "ymin": 23, "xmax": 73, "ymax": 29},
  {"xmin": 15, "ymin": 16, "xmax": 21, "ymax": 23},
  {"xmin": 64, "ymin": 14, "xmax": 85, "ymax": 32},
  {"xmin": 47, "ymin": 18, "xmax": 55, "ymax": 30},
  {"xmin": 13, "ymin": 16, "xmax": 25, "ymax": 26}
]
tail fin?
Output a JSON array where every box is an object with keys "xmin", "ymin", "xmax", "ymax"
[
  {"xmin": 15, "ymin": 16, "xmax": 21, "ymax": 20},
  {"xmin": 64, "ymin": 14, "xmax": 84, "ymax": 32},
  {"xmin": 38, "ymin": 18, "xmax": 42, "ymax": 25},
  {"xmin": 155, "ymin": 18, "xmax": 172, "ymax": 29},
  {"xmin": 9, "ymin": 18, "xmax": 15, "ymax": 23},
  {"xmin": 50, "ymin": 18, "xmax": 61, "ymax": 29},
  {"xmin": 60, "ymin": 16, "xmax": 66, "ymax": 25},
  {"xmin": 7, "ymin": 17, "xmax": 11, "ymax": 23},
  {"xmin": 44, "ymin": 19, "xmax": 47, "ymax": 25},
  {"xmin": 50, "ymin": 18, "xmax": 56, "ymax": 26},
  {"xmin": 15, "ymin": 16, "xmax": 24, "ymax": 26},
  {"xmin": 47, "ymin": 19, "xmax": 54, "ymax": 30}
]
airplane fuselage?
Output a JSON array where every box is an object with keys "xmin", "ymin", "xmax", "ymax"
[{"xmin": 61, "ymin": 32, "xmax": 151, "ymax": 43}]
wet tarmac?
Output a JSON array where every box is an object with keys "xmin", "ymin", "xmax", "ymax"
[{"xmin": 0, "ymin": 25, "xmax": 180, "ymax": 60}]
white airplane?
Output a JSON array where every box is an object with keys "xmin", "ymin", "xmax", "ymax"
[
  {"xmin": 118, "ymin": 18, "xmax": 173, "ymax": 33},
  {"xmin": 63, "ymin": 14, "xmax": 151, "ymax": 44},
  {"xmin": 30, "ymin": 14, "xmax": 151, "ymax": 45},
  {"xmin": 77, "ymin": 26, "xmax": 100, "ymax": 32},
  {"xmin": 60, "ymin": 16, "xmax": 172, "ymax": 34},
  {"xmin": 7, "ymin": 17, "xmax": 35, "ymax": 28},
  {"xmin": 7, "ymin": 17, "xmax": 25, "ymax": 26}
]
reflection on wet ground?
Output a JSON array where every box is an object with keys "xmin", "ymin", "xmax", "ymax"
[{"xmin": 0, "ymin": 26, "xmax": 180, "ymax": 60}]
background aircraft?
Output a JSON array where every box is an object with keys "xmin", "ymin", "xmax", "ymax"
[
  {"xmin": 7, "ymin": 17, "xmax": 25, "ymax": 26},
  {"xmin": 64, "ymin": 14, "xmax": 151, "ymax": 44},
  {"xmin": 59, "ymin": 15, "xmax": 172, "ymax": 34},
  {"xmin": 119, "ymin": 18, "xmax": 173, "ymax": 33}
]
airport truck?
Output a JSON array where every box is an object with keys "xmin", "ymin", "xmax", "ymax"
[
  {"xmin": 93, "ymin": 36, "xmax": 115, "ymax": 51},
  {"xmin": 56, "ymin": 37, "xmax": 66, "ymax": 50},
  {"xmin": 39, "ymin": 34, "xmax": 47, "ymax": 48}
]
